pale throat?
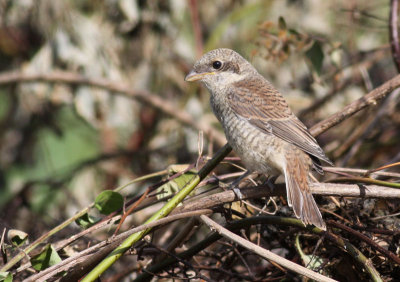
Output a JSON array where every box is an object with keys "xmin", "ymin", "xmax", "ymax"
[{"xmin": 204, "ymin": 72, "xmax": 244, "ymax": 93}]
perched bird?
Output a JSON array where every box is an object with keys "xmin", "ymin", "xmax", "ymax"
[{"xmin": 185, "ymin": 48, "xmax": 332, "ymax": 230}]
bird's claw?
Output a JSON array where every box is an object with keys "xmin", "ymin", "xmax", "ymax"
[{"xmin": 232, "ymin": 186, "xmax": 244, "ymax": 200}]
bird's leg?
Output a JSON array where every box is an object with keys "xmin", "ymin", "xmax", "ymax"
[
  {"xmin": 265, "ymin": 175, "xmax": 278, "ymax": 190},
  {"xmin": 230, "ymin": 170, "xmax": 252, "ymax": 200},
  {"xmin": 262, "ymin": 175, "xmax": 278, "ymax": 209}
]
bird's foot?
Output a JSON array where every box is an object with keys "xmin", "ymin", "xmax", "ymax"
[
  {"xmin": 229, "ymin": 170, "xmax": 251, "ymax": 200},
  {"xmin": 232, "ymin": 185, "xmax": 244, "ymax": 200}
]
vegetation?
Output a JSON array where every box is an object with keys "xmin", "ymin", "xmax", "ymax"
[{"xmin": 0, "ymin": 1, "xmax": 399, "ymax": 281}]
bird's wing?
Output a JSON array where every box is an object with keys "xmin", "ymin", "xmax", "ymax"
[{"xmin": 227, "ymin": 78, "xmax": 332, "ymax": 164}]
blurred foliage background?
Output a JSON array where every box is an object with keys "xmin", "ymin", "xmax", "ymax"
[{"xmin": 0, "ymin": 0, "xmax": 399, "ymax": 280}]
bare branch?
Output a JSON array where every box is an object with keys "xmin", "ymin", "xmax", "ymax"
[
  {"xmin": 0, "ymin": 70, "xmax": 227, "ymax": 146},
  {"xmin": 328, "ymin": 220, "xmax": 400, "ymax": 265},
  {"xmin": 175, "ymin": 183, "xmax": 400, "ymax": 214},
  {"xmin": 310, "ymin": 74, "xmax": 400, "ymax": 136},
  {"xmin": 200, "ymin": 215, "xmax": 337, "ymax": 282},
  {"xmin": 23, "ymin": 209, "xmax": 213, "ymax": 282}
]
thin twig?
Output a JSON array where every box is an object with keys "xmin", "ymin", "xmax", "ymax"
[
  {"xmin": 341, "ymin": 89, "xmax": 400, "ymax": 166},
  {"xmin": 81, "ymin": 144, "xmax": 232, "ymax": 281},
  {"xmin": 328, "ymin": 177, "xmax": 400, "ymax": 188},
  {"xmin": 366, "ymin": 161, "xmax": 400, "ymax": 176},
  {"xmin": 135, "ymin": 216, "xmax": 382, "ymax": 282},
  {"xmin": 114, "ymin": 188, "xmax": 150, "ymax": 235},
  {"xmin": 24, "ymin": 209, "xmax": 213, "ymax": 282},
  {"xmin": 310, "ymin": 74, "xmax": 400, "ymax": 136},
  {"xmin": 199, "ymin": 215, "xmax": 337, "ymax": 282},
  {"xmin": 327, "ymin": 220, "xmax": 400, "ymax": 265},
  {"xmin": 323, "ymin": 166, "xmax": 400, "ymax": 179},
  {"xmin": 0, "ymin": 70, "xmax": 226, "ymax": 146},
  {"xmin": 1, "ymin": 70, "xmax": 398, "ymax": 147}
]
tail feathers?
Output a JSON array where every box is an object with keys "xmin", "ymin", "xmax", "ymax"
[{"xmin": 284, "ymin": 155, "xmax": 326, "ymax": 230}]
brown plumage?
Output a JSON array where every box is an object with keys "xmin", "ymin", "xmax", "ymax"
[{"xmin": 185, "ymin": 48, "xmax": 332, "ymax": 230}]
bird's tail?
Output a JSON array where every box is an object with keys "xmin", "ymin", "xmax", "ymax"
[{"xmin": 284, "ymin": 151, "xmax": 326, "ymax": 230}]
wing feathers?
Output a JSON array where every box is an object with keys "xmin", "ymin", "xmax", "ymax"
[{"xmin": 228, "ymin": 78, "xmax": 332, "ymax": 164}]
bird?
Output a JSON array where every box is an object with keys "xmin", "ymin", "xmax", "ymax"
[{"xmin": 185, "ymin": 48, "xmax": 332, "ymax": 230}]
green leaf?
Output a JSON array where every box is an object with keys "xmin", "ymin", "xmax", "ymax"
[
  {"xmin": 94, "ymin": 191, "xmax": 124, "ymax": 215},
  {"xmin": 75, "ymin": 213, "xmax": 99, "ymax": 229},
  {"xmin": 7, "ymin": 229, "xmax": 28, "ymax": 247},
  {"xmin": 31, "ymin": 244, "xmax": 62, "ymax": 271},
  {"xmin": 0, "ymin": 272, "xmax": 13, "ymax": 282},
  {"xmin": 157, "ymin": 171, "xmax": 197, "ymax": 199},
  {"xmin": 172, "ymin": 172, "xmax": 197, "ymax": 189},
  {"xmin": 305, "ymin": 40, "xmax": 324, "ymax": 74}
]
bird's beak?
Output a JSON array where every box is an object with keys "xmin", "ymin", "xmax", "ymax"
[{"xmin": 185, "ymin": 70, "xmax": 215, "ymax": 82}]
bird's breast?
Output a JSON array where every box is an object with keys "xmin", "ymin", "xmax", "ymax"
[{"xmin": 210, "ymin": 96, "xmax": 284, "ymax": 175}]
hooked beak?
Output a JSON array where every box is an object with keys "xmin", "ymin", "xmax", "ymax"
[{"xmin": 185, "ymin": 70, "xmax": 215, "ymax": 82}]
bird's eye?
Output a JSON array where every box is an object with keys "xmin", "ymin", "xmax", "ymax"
[{"xmin": 212, "ymin": 61, "xmax": 222, "ymax": 70}]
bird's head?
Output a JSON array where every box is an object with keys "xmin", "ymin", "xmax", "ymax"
[{"xmin": 185, "ymin": 48, "xmax": 256, "ymax": 90}]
